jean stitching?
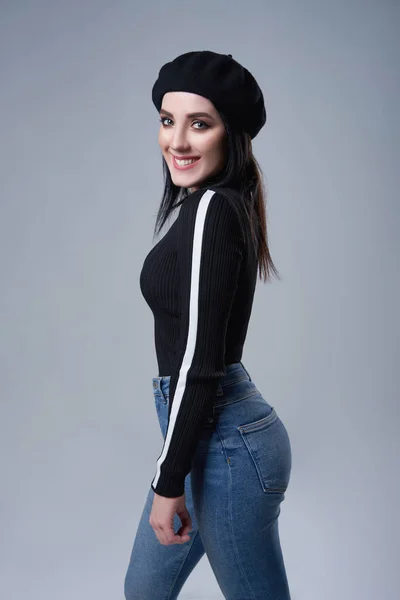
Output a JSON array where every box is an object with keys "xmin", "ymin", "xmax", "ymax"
[
  {"xmin": 237, "ymin": 407, "xmax": 277, "ymax": 432},
  {"xmin": 239, "ymin": 361, "xmax": 252, "ymax": 381},
  {"xmin": 215, "ymin": 424, "xmax": 228, "ymax": 463},
  {"xmin": 214, "ymin": 389, "xmax": 260, "ymax": 409},
  {"xmin": 227, "ymin": 444, "xmax": 257, "ymax": 600},
  {"xmin": 221, "ymin": 375, "xmax": 249, "ymax": 388},
  {"xmin": 238, "ymin": 431, "xmax": 269, "ymax": 493},
  {"xmin": 238, "ymin": 414, "xmax": 289, "ymax": 494},
  {"xmin": 153, "ymin": 391, "xmax": 168, "ymax": 405}
]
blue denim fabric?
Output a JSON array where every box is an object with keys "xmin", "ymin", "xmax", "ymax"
[{"xmin": 124, "ymin": 361, "xmax": 292, "ymax": 599}]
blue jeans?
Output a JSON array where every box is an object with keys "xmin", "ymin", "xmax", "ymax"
[{"xmin": 124, "ymin": 361, "xmax": 292, "ymax": 599}]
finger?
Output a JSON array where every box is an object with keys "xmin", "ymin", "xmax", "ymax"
[
  {"xmin": 176, "ymin": 525, "xmax": 191, "ymax": 542},
  {"xmin": 164, "ymin": 524, "xmax": 186, "ymax": 545},
  {"xmin": 154, "ymin": 524, "xmax": 182, "ymax": 546},
  {"xmin": 177, "ymin": 507, "xmax": 193, "ymax": 539},
  {"xmin": 156, "ymin": 526, "xmax": 169, "ymax": 546},
  {"xmin": 177, "ymin": 523, "xmax": 192, "ymax": 540}
]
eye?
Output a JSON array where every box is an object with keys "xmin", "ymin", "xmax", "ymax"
[
  {"xmin": 158, "ymin": 117, "xmax": 209, "ymax": 130},
  {"xmin": 192, "ymin": 120, "xmax": 208, "ymax": 130}
]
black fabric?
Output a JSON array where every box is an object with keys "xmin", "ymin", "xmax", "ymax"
[
  {"xmin": 140, "ymin": 188, "xmax": 259, "ymax": 497},
  {"xmin": 152, "ymin": 50, "xmax": 267, "ymax": 140}
]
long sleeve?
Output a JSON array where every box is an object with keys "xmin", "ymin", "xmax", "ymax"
[{"xmin": 150, "ymin": 189, "xmax": 245, "ymax": 497}]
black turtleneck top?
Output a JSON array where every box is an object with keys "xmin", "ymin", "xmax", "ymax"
[{"xmin": 139, "ymin": 187, "xmax": 258, "ymax": 497}]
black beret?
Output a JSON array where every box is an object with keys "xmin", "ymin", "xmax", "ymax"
[{"xmin": 152, "ymin": 50, "xmax": 267, "ymax": 140}]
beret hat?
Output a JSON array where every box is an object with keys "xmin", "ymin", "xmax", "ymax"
[{"xmin": 152, "ymin": 50, "xmax": 266, "ymax": 140}]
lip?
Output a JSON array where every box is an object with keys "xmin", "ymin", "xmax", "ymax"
[{"xmin": 171, "ymin": 155, "xmax": 201, "ymax": 171}]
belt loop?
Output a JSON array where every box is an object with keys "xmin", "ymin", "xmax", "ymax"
[{"xmin": 240, "ymin": 361, "xmax": 252, "ymax": 381}]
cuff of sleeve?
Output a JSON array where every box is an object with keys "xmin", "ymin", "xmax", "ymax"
[{"xmin": 151, "ymin": 472, "xmax": 186, "ymax": 498}]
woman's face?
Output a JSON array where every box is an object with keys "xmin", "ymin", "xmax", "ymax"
[{"xmin": 158, "ymin": 91, "xmax": 227, "ymax": 192}]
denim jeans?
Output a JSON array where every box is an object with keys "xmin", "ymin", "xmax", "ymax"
[{"xmin": 124, "ymin": 361, "xmax": 292, "ymax": 599}]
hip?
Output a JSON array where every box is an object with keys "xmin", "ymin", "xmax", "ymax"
[{"xmin": 152, "ymin": 361, "xmax": 292, "ymax": 495}]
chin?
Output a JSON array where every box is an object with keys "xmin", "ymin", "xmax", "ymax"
[{"xmin": 172, "ymin": 176, "xmax": 202, "ymax": 190}]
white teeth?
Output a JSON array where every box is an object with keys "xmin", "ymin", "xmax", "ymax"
[{"xmin": 175, "ymin": 158, "xmax": 198, "ymax": 166}]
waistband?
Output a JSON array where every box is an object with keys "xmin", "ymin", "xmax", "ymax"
[{"xmin": 152, "ymin": 361, "xmax": 252, "ymax": 397}]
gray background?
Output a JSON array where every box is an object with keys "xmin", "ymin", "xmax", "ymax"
[{"xmin": 1, "ymin": 1, "xmax": 398, "ymax": 599}]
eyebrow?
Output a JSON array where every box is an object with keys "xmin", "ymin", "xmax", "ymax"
[{"xmin": 159, "ymin": 109, "xmax": 215, "ymax": 120}]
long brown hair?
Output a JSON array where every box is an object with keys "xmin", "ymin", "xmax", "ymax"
[{"xmin": 152, "ymin": 110, "xmax": 280, "ymax": 283}]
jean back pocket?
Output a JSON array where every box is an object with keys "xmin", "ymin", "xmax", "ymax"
[{"xmin": 237, "ymin": 407, "xmax": 292, "ymax": 493}]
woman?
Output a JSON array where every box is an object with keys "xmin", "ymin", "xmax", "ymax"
[{"xmin": 124, "ymin": 50, "xmax": 292, "ymax": 599}]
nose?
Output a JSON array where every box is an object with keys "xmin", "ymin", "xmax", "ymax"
[{"xmin": 169, "ymin": 124, "xmax": 190, "ymax": 150}]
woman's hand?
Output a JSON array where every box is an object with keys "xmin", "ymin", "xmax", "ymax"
[{"xmin": 149, "ymin": 491, "xmax": 193, "ymax": 545}]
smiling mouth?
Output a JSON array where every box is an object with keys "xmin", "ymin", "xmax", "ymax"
[{"xmin": 172, "ymin": 156, "xmax": 201, "ymax": 170}]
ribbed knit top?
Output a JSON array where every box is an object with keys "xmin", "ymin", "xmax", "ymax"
[{"xmin": 139, "ymin": 187, "xmax": 259, "ymax": 497}]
